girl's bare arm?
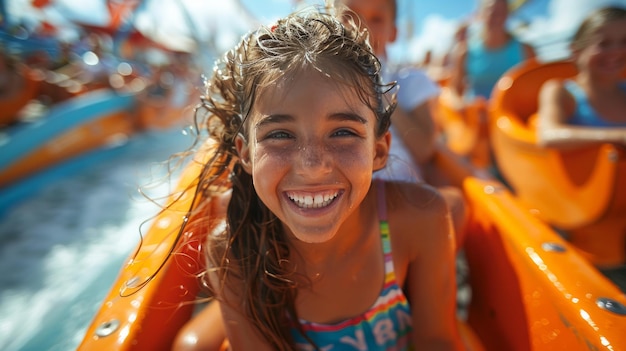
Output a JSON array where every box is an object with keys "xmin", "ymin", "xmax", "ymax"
[
  {"xmin": 217, "ymin": 300, "xmax": 276, "ymax": 351},
  {"xmin": 207, "ymin": 269, "xmax": 277, "ymax": 351},
  {"xmin": 390, "ymin": 183, "xmax": 464, "ymax": 350},
  {"xmin": 537, "ymin": 79, "xmax": 626, "ymax": 148}
]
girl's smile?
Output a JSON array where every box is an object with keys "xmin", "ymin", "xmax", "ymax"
[
  {"xmin": 236, "ymin": 68, "xmax": 389, "ymax": 244},
  {"xmin": 286, "ymin": 189, "xmax": 342, "ymax": 209},
  {"xmin": 175, "ymin": 7, "xmax": 463, "ymax": 349}
]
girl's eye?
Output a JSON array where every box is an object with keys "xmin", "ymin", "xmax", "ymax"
[
  {"xmin": 266, "ymin": 130, "xmax": 292, "ymax": 139},
  {"xmin": 332, "ymin": 129, "xmax": 358, "ymax": 137}
]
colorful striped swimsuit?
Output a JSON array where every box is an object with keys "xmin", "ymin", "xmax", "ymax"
[{"xmin": 291, "ymin": 181, "xmax": 414, "ymax": 350}]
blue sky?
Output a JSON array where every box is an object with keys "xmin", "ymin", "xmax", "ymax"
[
  {"xmin": 239, "ymin": 0, "xmax": 479, "ymax": 26},
  {"xmin": 237, "ymin": 0, "xmax": 626, "ymax": 62},
  {"xmin": 236, "ymin": 0, "xmax": 585, "ymax": 62},
  {"xmin": 238, "ymin": 0, "xmax": 480, "ymax": 62},
  {"xmin": 5, "ymin": 0, "xmax": 626, "ymax": 64}
]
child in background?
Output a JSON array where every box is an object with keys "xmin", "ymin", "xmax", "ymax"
[
  {"xmin": 341, "ymin": 0, "xmax": 468, "ymax": 245},
  {"xmin": 449, "ymin": 0, "xmax": 534, "ymax": 100},
  {"xmin": 342, "ymin": 0, "xmax": 439, "ymax": 180},
  {"xmin": 537, "ymin": 6, "xmax": 626, "ymax": 148},
  {"xmin": 173, "ymin": 4, "xmax": 463, "ymax": 350}
]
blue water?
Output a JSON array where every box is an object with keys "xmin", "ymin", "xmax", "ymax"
[{"xmin": 0, "ymin": 128, "xmax": 191, "ymax": 351}]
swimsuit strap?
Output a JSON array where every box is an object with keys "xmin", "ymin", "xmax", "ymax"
[
  {"xmin": 376, "ymin": 180, "xmax": 394, "ymax": 270},
  {"xmin": 289, "ymin": 180, "xmax": 414, "ymax": 349}
]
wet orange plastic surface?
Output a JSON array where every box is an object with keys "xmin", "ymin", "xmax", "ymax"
[
  {"xmin": 79, "ymin": 139, "xmax": 626, "ymax": 351},
  {"xmin": 490, "ymin": 59, "xmax": 626, "ymax": 266}
]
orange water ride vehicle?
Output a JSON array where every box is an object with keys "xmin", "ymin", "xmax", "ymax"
[
  {"xmin": 435, "ymin": 84, "xmax": 492, "ymax": 169},
  {"xmin": 0, "ymin": 60, "xmax": 195, "ymax": 188},
  {"xmin": 78, "ymin": 131, "xmax": 626, "ymax": 350},
  {"xmin": 0, "ymin": 87, "xmax": 137, "ymax": 189},
  {"xmin": 489, "ymin": 58, "xmax": 626, "ymax": 268}
]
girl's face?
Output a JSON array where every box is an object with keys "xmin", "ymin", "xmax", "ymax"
[
  {"xmin": 576, "ymin": 19, "xmax": 626, "ymax": 78},
  {"xmin": 236, "ymin": 69, "xmax": 389, "ymax": 244}
]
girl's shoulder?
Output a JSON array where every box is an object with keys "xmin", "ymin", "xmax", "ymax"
[
  {"xmin": 383, "ymin": 181, "xmax": 446, "ymax": 215},
  {"xmin": 382, "ymin": 181, "xmax": 450, "ymax": 246}
]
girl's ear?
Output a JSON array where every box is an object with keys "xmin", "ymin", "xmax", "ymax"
[
  {"xmin": 235, "ymin": 135, "xmax": 253, "ymax": 174},
  {"xmin": 373, "ymin": 131, "xmax": 391, "ymax": 171}
]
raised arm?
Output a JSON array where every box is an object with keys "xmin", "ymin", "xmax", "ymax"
[{"xmin": 537, "ymin": 79, "xmax": 626, "ymax": 148}]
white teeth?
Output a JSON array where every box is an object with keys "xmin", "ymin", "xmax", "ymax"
[{"xmin": 288, "ymin": 191, "xmax": 339, "ymax": 208}]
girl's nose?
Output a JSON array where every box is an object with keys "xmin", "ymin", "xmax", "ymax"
[{"xmin": 295, "ymin": 143, "xmax": 332, "ymax": 176}]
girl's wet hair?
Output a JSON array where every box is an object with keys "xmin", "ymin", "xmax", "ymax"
[
  {"xmin": 571, "ymin": 6, "xmax": 626, "ymax": 53},
  {"xmin": 185, "ymin": 4, "xmax": 396, "ymax": 349}
]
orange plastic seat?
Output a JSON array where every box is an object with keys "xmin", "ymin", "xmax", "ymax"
[
  {"xmin": 78, "ymin": 140, "xmax": 626, "ymax": 351},
  {"xmin": 490, "ymin": 58, "xmax": 626, "ymax": 266},
  {"xmin": 436, "ymin": 86, "xmax": 491, "ymax": 168}
]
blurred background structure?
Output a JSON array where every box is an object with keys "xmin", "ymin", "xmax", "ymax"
[
  {"xmin": 3, "ymin": 0, "xmax": 623, "ymax": 108},
  {"xmin": 4, "ymin": 0, "xmax": 626, "ymax": 70}
]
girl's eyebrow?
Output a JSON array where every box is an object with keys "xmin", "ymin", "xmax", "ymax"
[
  {"xmin": 330, "ymin": 112, "xmax": 368, "ymax": 125},
  {"xmin": 255, "ymin": 112, "xmax": 368, "ymax": 128},
  {"xmin": 256, "ymin": 114, "xmax": 293, "ymax": 128}
]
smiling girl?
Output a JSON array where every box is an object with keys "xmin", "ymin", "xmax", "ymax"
[{"xmin": 173, "ymin": 4, "xmax": 463, "ymax": 350}]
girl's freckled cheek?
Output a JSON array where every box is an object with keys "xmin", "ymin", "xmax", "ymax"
[
  {"xmin": 338, "ymin": 143, "xmax": 368, "ymax": 160},
  {"xmin": 254, "ymin": 145, "xmax": 293, "ymax": 165}
]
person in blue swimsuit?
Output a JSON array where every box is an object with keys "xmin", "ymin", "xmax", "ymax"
[
  {"xmin": 171, "ymin": 4, "xmax": 463, "ymax": 351},
  {"xmin": 537, "ymin": 6, "xmax": 626, "ymax": 148},
  {"xmin": 449, "ymin": 0, "xmax": 535, "ymax": 101}
]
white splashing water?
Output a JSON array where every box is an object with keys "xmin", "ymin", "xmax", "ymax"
[{"xmin": 0, "ymin": 128, "xmax": 191, "ymax": 351}]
